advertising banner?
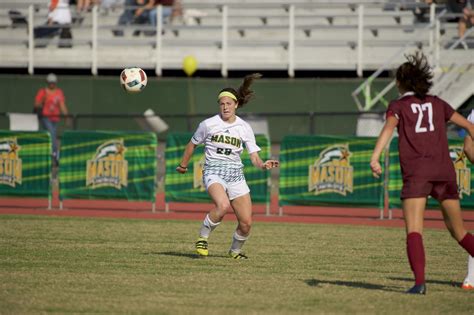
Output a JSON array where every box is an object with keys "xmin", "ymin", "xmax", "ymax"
[
  {"xmin": 279, "ymin": 135, "xmax": 383, "ymax": 207},
  {"xmin": 59, "ymin": 131, "xmax": 157, "ymax": 202},
  {"xmin": 0, "ymin": 131, "xmax": 51, "ymax": 198}
]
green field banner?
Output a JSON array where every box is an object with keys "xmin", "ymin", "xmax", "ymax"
[
  {"xmin": 388, "ymin": 137, "xmax": 474, "ymax": 209},
  {"xmin": 0, "ymin": 131, "xmax": 51, "ymax": 200},
  {"xmin": 59, "ymin": 131, "xmax": 157, "ymax": 203},
  {"xmin": 165, "ymin": 132, "xmax": 271, "ymax": 205},
  {"xmin": 279, "ymin": 135, "xmax": 384, "ymax": 208}
]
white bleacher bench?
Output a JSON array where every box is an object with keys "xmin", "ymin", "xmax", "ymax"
[{"xmin": 0, "ymin": 1, "xmax": 470, "ymax": 76}]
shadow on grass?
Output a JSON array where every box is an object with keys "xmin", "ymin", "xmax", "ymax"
[
  {"xmin": 145, "ymin": 251, "xmax": 228, "ymax": 259},
  {"xmin": 144, "ymin": 251, "xmax": 201, "ymax": 259},
  {"xmin": 388, "ymin": 276, "xmax": 461, "ymax": 287},
  {"xmin": 304, "ymin": 278, "xmax": 400, "ymax": 292}
]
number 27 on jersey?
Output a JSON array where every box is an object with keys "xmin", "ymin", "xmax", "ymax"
[{"xmin": 411, "ymin": 102, "xmax": 434, "ymax": 133}]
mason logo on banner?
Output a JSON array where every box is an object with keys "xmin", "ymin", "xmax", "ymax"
[
  {"xmin": 86, "ymin": 139, "xmax": 128, "ymax": 189},
  {"xmin": 0, "ymin": 137, "xmax": 22, "ymax": 187},
  {"xmin": 450, "ymin": 145, "xmax": 470, "ymax": 198},
  {"xmin": 308, "ymin": 144, "xmax": 353, "ymax": 196},
  {"xmin": 193, "ymin": 155, "xmax": 205, "ymax": 191}
]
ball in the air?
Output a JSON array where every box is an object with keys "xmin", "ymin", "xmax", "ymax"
[{"xmin": 120, "ymin": 67, "xmax": 147, "ymax": 93}]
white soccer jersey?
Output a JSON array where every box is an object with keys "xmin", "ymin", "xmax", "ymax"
[
  {"xmin": 191, "ymin": 114, "xmax": 261, "ymax": 182},
  {"xmin": 468, "ymin": 109, "xmax": 474, "ymax": 124}
]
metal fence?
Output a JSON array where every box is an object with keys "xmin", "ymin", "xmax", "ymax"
[{"xmin": 1, "ymin": 1, "xmax": 469, "ymax": 76}]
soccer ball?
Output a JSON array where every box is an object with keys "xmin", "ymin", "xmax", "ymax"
[{"xmin": 120, "ymin": 67, "xmax": 147, "ymax": 93}]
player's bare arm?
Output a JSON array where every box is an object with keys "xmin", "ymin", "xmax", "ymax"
[
  {"xmin": 177, "ymin": 141, "xmax": 197, "ymax": 173},
  {"xmin": 249, "ymin": 152, "xmax": 279, "ymax": 170},
  {"xmin": 464, "ymin": 136, "xmax": 474, "ymax": 163},
  {"xmin": 450, "ymin": 112, "xmax": 474, "ymax": 139},
  {"xmin": 370, "ymin": 115, "xmax": 398, "ymax": 178}
]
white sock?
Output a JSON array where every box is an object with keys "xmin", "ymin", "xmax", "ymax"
[
  {"xmin": 199, "ymin": 214, "xmax": 220, "ymax": 239},
  {"xmin": 229, "ymin": 231, "xmax": 248, "ymax": 254},
  {"xmin": 465, "ymin": 255, "xmax": 474, "ymax": 283}
]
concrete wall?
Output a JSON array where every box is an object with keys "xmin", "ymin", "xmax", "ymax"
[{"xmin": 0, "ymin": 75, "xmax": 401, "ymax": 141}]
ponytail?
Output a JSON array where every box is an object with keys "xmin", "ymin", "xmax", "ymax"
[
  {"xmin": 218, "ymin": 73, "xmax": 262, "ymax": 108},
  {"xmin": 395, "ymin": 52, "xmax": 433, "ymax": 99}
]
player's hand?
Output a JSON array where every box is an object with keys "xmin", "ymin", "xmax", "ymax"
[
  {"xmin": 370, "ymin": 160, "xmax": 382, "ymax": 178},
  {"xmin": 463, "ymin": 7, "xmax": 470, "ymax": 17},
  {"xmin": 176, "ymin": 165, "xmax": 188, "ymax": 174},
  {"xmin": 262, "ymin": 160, "xmax": 279, "ymax": 170}
]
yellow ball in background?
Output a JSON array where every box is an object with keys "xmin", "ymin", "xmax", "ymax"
[{"xmin": 182, "ymin": 56, "xmax": 198, "ymax": 77}]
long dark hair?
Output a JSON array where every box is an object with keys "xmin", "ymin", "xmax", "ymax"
[
  {"xmin": 395, "ymin": 52, "xmax": 433, "ymax": 99},
  {"xmin": 218, "ymin": 73, "xmax": 262, "ymax": 108}
]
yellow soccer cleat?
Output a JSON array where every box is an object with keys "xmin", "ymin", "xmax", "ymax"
[
  {"xmin": 228, "ymin": 250, "xmax": 248, "ymax": 260},
  {"xmin": 461, "ymin": 280, "xmax": 474, "ymax": 290},
  {"xmin": 195, "ymin": 237, "xmax": 209, "ymax": 256}
]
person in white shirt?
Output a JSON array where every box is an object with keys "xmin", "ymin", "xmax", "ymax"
[
  {"xmin": 48, "ymin": 0, "xmax": 72, "ymax": 25},
  {"xmin": 34, "ymin": 0, "xmax": 73, "ymax": 48},
  {"xmin": 176, "ymin": 73, "xmax": 279, "ymax": 259},
  {"xmin": 462, "ymin": 109, "xmax": 474, "ymax": 290}
]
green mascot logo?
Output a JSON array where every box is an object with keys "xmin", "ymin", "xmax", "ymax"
[
  {"xmin": 309, "ymin": 144, "xmax": 353, "ymax": 196},
  {"xmin": 86, "ymin": 139, "xmax": 128, "ymax": 189}
]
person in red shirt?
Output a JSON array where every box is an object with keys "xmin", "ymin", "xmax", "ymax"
[
  {"xmin": 34, "ymin": 73, "xmax": 69, "ymax": 163},
  {"xmin": 370, "ymin": 52, "xmax": 474, "ymax": 295}
]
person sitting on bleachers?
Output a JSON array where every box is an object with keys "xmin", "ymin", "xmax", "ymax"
[
  {"xmin": 112, "ymin": 0, "xmax": 154, "ymax": 36},
  {"xmin": 412, "ymin": 0, "xmax": 434, "ymax": 24},
  {"xmin": 76, "ymin": 0, "xmax": 95, "ymax": 13},
  {"xmin": 149, "ymin": 0, "xmax": 174, "ymax": 27},
  {"xmin": 458, "ymin": 1, "xmax": 474, "ymax": 47},
  {"xmin": 100, "ymin": 0, "xmax": 125, "ymax": 12},
  {"xmin": 34, "ymin": 0, "xmax": 73, "ymax": 48},
  {"xmin": 447, "ymin": 0, "xmax": 474, "ymax": 49}
]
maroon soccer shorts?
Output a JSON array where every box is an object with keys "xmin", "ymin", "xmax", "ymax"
[{"xmin": 401, "ymin": 180, "xmax": 459, "ymax": 201}]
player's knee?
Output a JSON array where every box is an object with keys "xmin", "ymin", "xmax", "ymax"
[
  {"xmin": 216, "ymin": 201, "xmax": 232, "ymax": 214},
  {"xmin": 238, "ymin": 219, "xmax": 252, "ymax": 235}
]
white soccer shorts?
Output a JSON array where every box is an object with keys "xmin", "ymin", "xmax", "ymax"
[{"xmin": 203, "ymin": 174, "xmax": 250, "ymax": 200}]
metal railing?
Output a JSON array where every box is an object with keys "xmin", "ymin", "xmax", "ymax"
[
  {"xmin": 0, "ymin": 1, "xmax": 453, "ymax": 77},
  {"xmin": 352, "ymin": 4, "xmax": 473, "ymax": 111}
]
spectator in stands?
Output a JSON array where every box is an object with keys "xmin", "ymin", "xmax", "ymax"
[
  {"xmin": 113, "ymin": 0, "xmax": 153, "ymax": 36},
  {"xmin": 34, "ymin": 0, "xmax": 73, "ymax": 48},
  {"xmin": 412, "ymin": 0, "xmax": 434, "ymax": 24},
  {"xmin": 461, "ymin": 109, "xmax": 474, "ymax": 290},
  {"xmin": 34, "ymin": 73, "xmax": 69, "ymax": 164},
  {"xmin": 73, "ymin": 0, "xmax": 100, "ymax": 24},
  {"xmin": 447, "ymin": 0, "xmax": 474, "ymax": 49},
  {"xmin": 149, "ymin": 0, "xmax": 174, "ymax": 27},
  {"xmin": 76, "ymin": 0, "xmax": 92, "ymax": 13},
  {"xmin": 100, "ymin": 0, "xmax": 124, "ymax": 12},
  {"xmin": 171, "ymin": 0, "xmax": 183, "ymax": 22}
]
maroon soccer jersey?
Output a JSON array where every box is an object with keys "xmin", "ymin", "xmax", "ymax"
[{"xmin": 386, "ymin": 93, "xmax": 455, "ymax": 181}]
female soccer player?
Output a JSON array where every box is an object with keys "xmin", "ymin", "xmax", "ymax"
[
  {"xmin": 461, "ymin": 109, "xmax": 474, "ymax": 290},
  {"xmin": 176, "ymin": 73, "xmax": 279, "ymax": 259},
  {"xmin": 370, "ymin": 52, "xmax": 474, "ymax": 294}
]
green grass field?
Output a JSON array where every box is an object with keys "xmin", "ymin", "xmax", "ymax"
[{"xmin": 0, "ymin": 215, "xmax": 472, "ymax": 314}]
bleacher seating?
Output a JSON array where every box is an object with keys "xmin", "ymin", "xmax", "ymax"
[{"xmin": 0, "ymin": 0, "xmax": 471, "ymax": 75}]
